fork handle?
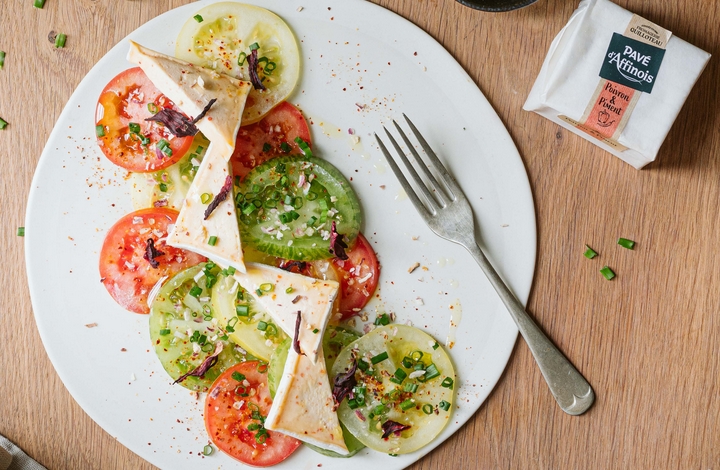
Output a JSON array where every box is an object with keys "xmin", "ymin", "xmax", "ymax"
[{"xmin": 465, "ymin": 241, "xmax": 595, "ymax": 415}]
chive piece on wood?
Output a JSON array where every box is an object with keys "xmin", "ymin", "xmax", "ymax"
[{"xmin": 600, "ymin": 266, "xmax": 615, "ymax": 280}]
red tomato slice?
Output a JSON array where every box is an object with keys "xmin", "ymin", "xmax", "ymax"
[
  {"xmin": 230, "ymin": 101, "xmax": 312, "ymax": 181},
  {"xmin": 96, "ymin": 67, "xmax": 194, "ymax": 172},
  {"xmin": 331, "ymin": 233, "xmax": 380, "ymax": 319},
  {"xmin": 99, "ymin": 208, "xmax": 206, "ymax": 314},
  {"xmin": 205, "ymin": 361, "xmax": 301, "ymax": 467}
]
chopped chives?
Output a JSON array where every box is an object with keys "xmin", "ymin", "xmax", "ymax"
[
  {"xmin": 128, "ymin": 122, "xmax": 141, "ymax": 134},
  {"xmin": 312, "ymin": 328, "xmax": 319, "ymax": 334},
  {"xmin": 33, "ymin": 0, "xmax": 45, "ymax": 8},
  {"xmin": 257, "ymin": 321, "xmax": 268, "ymax": 331},
  {"xmin": 189, "ymin": 285, "xmax": 203, "ymax": 297},
  {"xmin": 95, "ymin": 125, "xmax": 105, "ymax": 137},
  {"xmin": 232, "ymin": 371, "xmax": 246, "ymax": 382},
  {"xmin": 371, "ymin": 351, "xmax": 388, "ymax": 364},
  {"xmin": 422, "ymin": 404, "xmax": 433, "ymax": 415},
  {"xmin": 194, "ymin": 14, "xmax": 204, "ymax": 22},
  {"xmin": 374, "ymin": 313, "xmax": 390, "ymax": 326},
  {"xmin": 237, "ymin": 52, "xmax": 247, "ymax": 66},
  {"xmin": 256, "ymin": 362, "xmax": 268, "ymax": 373},
  {"xmin": 402, "ymin": 356, "xmax": 414, "ymax": 368},
  {"xmin": 236, "ymin": 305, "xmax": 249, "ymax": 316},
  {"xmin": 357, "ymin": 359, "xmax": 369, "ymax": 372},
  {"xmin": 584, "ymin": 245, "xmax": 598, "ymax": 259},
  {"xmin": 259, "ymin": 283, "xmax": 274, "ymax": 292},
  {"xmin": 249, "ymin": 42, "xmax": 260, "ymax": 51},
  {"xmin": 147, "ymin": 102, "xmax": 159, "ymax": 114},
  {"xmin": 16, "ymin": 227, "xmax": 25, "ymax": 237},
  {"xmin": 265, "ymin": 323, "xmax": 278, "ymax": 336},
  {"xmin": 410, "ymin": 350, "xmax": 423, "ymax": 362},
  {"xmin": 438, "ymin": 400, "xmax": 451, "ymax": 411},
  {"xmin": 159, "ymin": 328, "xmax": 171, "ymax": 335},
  {"xmin": 294, "ymin": 137, "xmax": 313, "ymax": 157},
  {"xmin": 285, "ymin": 287, "xmax": 294, "ymax": 294},
  {"xmin": 0, "ymin": 118, "xmax": 7, "ymax": 129},
  {"xmin": 347, "ymin": 399, "xmax": 359, "ymax": 409},
  {"xmin": 600, "ymin": 266, "xmax": 615, "ymax": 280},
  {"xmin": 0, "ymin": 51, "xmax": 5, "ymax": 69},
  {"xmin": 617, "ymin": 238, "xmax": 635, "ymax": 249},
  {"xmin": 403, "ymin": 382, "xmax": 418, "ymax": 393},
  {"xmin": 423, "ymin": 363, "xmax": 440, "ymax": 381},
  {"xmin": 207, "ymin": 236, "xmax": 218, "ymax": 246},
  {"xmin": 158, "ymin": 183, "xmax": 167, "ymax": 192},
  {"xmin": 394, "ymin": 368, "xmax": 407, "ymax": 381},
  {"xmin": 400, "ymin": 399, "xmax": 415, "ymax": 411},
  {"xmin": 441, "ymin": 377, "xmax": 454, "ymax": 389},
  {"xmin": 280, "ymin": 142, "xmax": 291, "ymax": 153},
  {"xmin": 54, "ymin": 33, "xmax": 67, "ymax": 48},
  {"xmin": 200, "ymin": 193, "xmax": 212, "ymax": 204},
  {"xmin": 432, "ymin": 342, "xmax": 439, "ymax": 350},
  {"xmin": 202, "ymin": 445, "xmax": 214, "ymax": 456},
  {"xmin": 224, "ymin": 266, "xmax": 236, "ymax": 276},
  {"xmin": 262, "ymin": 142, "xmax": 271, "ymax": 152}
]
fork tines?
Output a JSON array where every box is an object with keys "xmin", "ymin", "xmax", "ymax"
[{"xmin": 375, "ymin": 114, "xmax": 459, "ymax": 216}]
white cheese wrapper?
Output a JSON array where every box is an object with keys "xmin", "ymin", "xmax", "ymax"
[{"xmin": 524, "ymin": 0, "xmax": 710, "ymax": 169}]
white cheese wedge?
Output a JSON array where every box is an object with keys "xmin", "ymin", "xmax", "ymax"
[
  {"xmin": 126, "ymin": 40, "xmax": 251, "ymax": 159},
  {"xmin": 265, "ymin": 346, "xmax": 349, "ymax": 455},
  {"xmin": 231, "ymin": 262, "xmax": 339, "ymax": 364},
  {"xmin": 167, "ymin": 145, "xmax": 246, "ymax": 273}
]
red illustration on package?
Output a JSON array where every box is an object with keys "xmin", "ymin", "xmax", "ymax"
[{"xmin": 584, "ymin": 80, "xmax": 635, "ymax": 138}]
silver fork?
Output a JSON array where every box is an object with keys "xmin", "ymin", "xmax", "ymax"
[{"xmin": 376, "ymin": 115, "xmax": 594, "ymax": 416}]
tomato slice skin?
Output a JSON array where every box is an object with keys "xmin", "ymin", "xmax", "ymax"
[
  {"xmin": 99, "ymin": 208, "xmax": 206, "ymax": 314},
  {"xmin": 205, "ymin": 361, "xmax": 301, "ymax": 467},
  {"xmin": 96, "ymin": 67, "xmax": 194, "ymax": 172},
  {"xmin": 331, "ymin": 233, "xmax": 380, "ymax": 319},
  {"xmin": 230, "ymin": 101, "xmax": 311, "ymax": 181}
]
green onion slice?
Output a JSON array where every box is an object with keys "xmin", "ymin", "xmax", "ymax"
[
  {"xmin": 584, "ymin": 245, "xmax": 598, "ymax": 259},
  {"xmin": 202, "ymin": 445, "xmax": 214, "ymax": 456},
  {"xmin": 54, "ymin": 33, "xmax": 67, "ymax": 48},
  {"xmin": 194, "ymin": 14, "xmax": 204, "ymax": 22},
  {"xmin": 600, "ymin": 266, "xmax": 616, "ymax": 280},
  {"xmin": 371, "ymin": 351, "xmax": 389, "ymax": 365},
  {"xmin": 16, "ymin": 227, "xmax": 25, "ymax": 237},
  {"xmin": 617, "ymin": 238, "xmax": 635, "ymax": 249}
]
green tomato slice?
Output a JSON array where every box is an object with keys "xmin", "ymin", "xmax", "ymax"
[
  {"xmin": 268, "ymin": 327, "xmax": 365, "ymax": 458},
  {"xmin": 149, "ymin": 263, "xmax": 244, "ymax": 391},
  {"xmin": 130, "ymin": 134, "xmax": 209, "ymax": 210},
  {"xmin": 237, "ymin": 155, "xmax": 361, "ymax": 261},
  {"xmin": 331, "ymin": 325, "xmax": 455, "ymax": 455},
  {"xmin": 210, "ymin": 271, "xmax": 287, "ymax": 362}
]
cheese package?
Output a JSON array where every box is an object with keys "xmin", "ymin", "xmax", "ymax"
[{"xmin": 523, "ymin": 0, "xmax": 710, "ymax": 169}]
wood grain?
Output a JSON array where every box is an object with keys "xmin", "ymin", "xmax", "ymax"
[{"xmin": 1, "ymin": 0, "xmax": 718, "ymax": 469}]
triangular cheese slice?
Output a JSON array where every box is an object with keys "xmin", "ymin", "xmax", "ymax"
[
  {"xmin": 265, "ymin": 346, "xmax": 349, "ymax": 455},
  {"xmin": 231, "ymin": 262, "xmax": 339, "ymax": 364},
  {"xmin": 126, "ymin": 41, "xmax": 251, "ymax": 159},
  {"xmin": 166, "ymin": 145, "xmax": 246, "ymax": 272}
]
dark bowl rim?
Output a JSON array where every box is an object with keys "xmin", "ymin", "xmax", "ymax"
[{"xmin": 456, "ymin": 0, "xmax": 538, "ymax": 12}]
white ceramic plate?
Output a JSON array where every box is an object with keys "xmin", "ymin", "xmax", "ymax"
[{"xmin": 25, "ymin": 1, "xmax": 536, "ymax": 468}]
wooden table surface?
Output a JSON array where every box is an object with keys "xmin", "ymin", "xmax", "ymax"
[{"xmin": 2, "ymin": 0, "xmax": 718, "ymax": 468}]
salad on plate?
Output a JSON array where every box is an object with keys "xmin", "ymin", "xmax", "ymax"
[{"xmin": 95, "ymin": 2, "xmax": 456, "ymax": 466}]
